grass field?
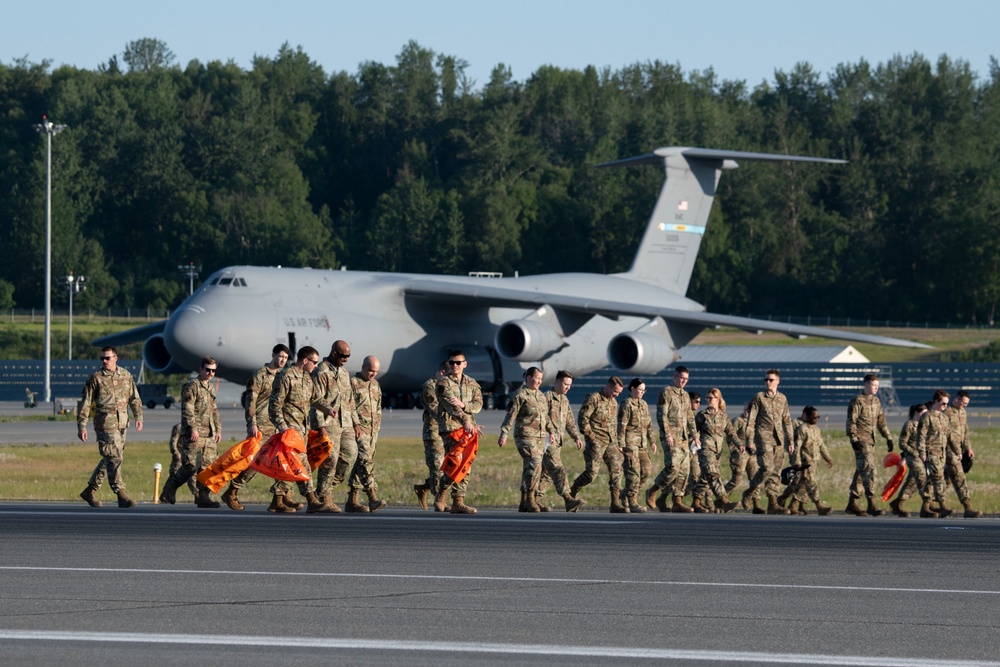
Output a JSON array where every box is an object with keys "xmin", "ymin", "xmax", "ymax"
[{"xmin": 3, "ymin": 429, "xmax": 997, "ymax": 514}]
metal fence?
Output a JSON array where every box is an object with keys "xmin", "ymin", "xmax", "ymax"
[{"xmin": 2, "ymin": 360, "xmax": 143, "ymax": 403}]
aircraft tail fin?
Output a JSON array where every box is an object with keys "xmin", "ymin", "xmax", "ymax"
[{"xmin": 597, "ymin": 147, "xmax": 846, "ymax": 295}]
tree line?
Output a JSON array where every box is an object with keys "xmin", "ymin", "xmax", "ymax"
[{"xmin": 1, "ymin": 38, "xmax": 999, "ymax": 324}]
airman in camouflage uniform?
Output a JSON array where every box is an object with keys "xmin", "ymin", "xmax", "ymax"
[
  {"xmin": 916, "ymin": 390, "xmax": 955, "ymax": 518},
  {"xmin": 646, "ymin": 366, "xmax": 697, "ymax": 513},
  {"xmin": 724, "ymin": 404, "xmax": 757, "ymax": 495},
  {"xmin": 537, "ymin": 370, "xmax": 586, "ymax": 512},
  {"xmin": 222, "ymin": 344, "xmax": 290, "ymax": 511},
  {"xmin": 618, "ymin": 379, "xmax": 658, "ymax": 513},
  {"xmin": 686, "ymin": 392, "xmax": 706, "ymax": 508},
  {"xmin": 844, "ymin": 374, "xmax": 894, "ymax": 517},
  {"xmin": 267, "ymin": 346, "xmax": 337, "ymax": 513},
  {"xmin": 312, "ymin": 340, "xmax": 362, "ymax": 510},
  {"xmin": 433, "ymin": 350, "xmax": 483, "ymax": 514},
  {"xmin": 346, "ymin": 356, "xmax": 387, "ymax": 513},
  {"xmin": 945, "ymin": 391, "xmax": 982, "ymax": 518},
  {"xmin": 414, "ymin": 363, "xmax": 448, "ymax": 510},
  {"xmin": 743, "ymin": 369, "xmax": 794, "ymax": 515},
  {"xmin": 786, "ymin": 407, "xmax": 833, "ymax": 515},
  {"xmin": 692, "ymin": 388, "xmax": 739, "ymax": 513},
  {"xmin": 499, "ymin": 367, "xmax": 555, "ymax": 513},
  {"xmin": 168, "ymin": 423, "xmax": 197, "ymax": 498},
  {"xmin": 891, "ymin": 403, "xmax": 933, "ymax": 517},
  {"xmin": 77, "ymin": 346, "xmax": 143, "ymax": 508},
  {"xmin": 158, "ymin": 357, "xmax": 222, "ymax": 508},
  {"xmin": 569, "ymin": 376, "xmax": 626, "ymax": 513}
]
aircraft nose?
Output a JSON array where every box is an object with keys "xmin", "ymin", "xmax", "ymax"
[{"xmin": 164, "ymin": 303, "xmax": 209, "ymax": 370}]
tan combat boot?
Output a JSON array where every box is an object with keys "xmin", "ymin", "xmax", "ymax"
[
  {"xmin": 786, "ymin": 499, "xmax": 800, "ymax": 515},
  {"xmin": 563, "ymin": 493, "xmax": 585, "ymax": 512},
  {"xmin": 936, "ymin": 499, "xmax": 953, "ymax": 518},
  {"xmin": 345, "ymin": 489, "xmax": 370, "ymax": 513},
  {"xmin": 816, "ymin": 500, "xmax": 832, "ymax": 516},
  {"xmin": 962, "ymin": 500, "xmax": 983, "ymax": 518},
  {"xmin": 222, "ymin": 484, "xmax": 244, "ymax": 511},
  {"xmin": 671, "ymin": 495, "xmax": 693, "ymax": 513},
  {"xmin": 845, "ymin": 497, "xmax": 865, "ymax": 516},
  {"xmin": 718, "ymin": 494, "xmax": 739, "ymax": 513},
  {"xmin": 283, "ymin": 493, "xmax": 304, "ymax": 510},
  {"xmin": 433, "ymin": 484, "xmax": 451, "ymax": 512},
  {"xmin": 919, "ymin": 499, "xmax": 938, "ymax": 518},
  {"xmin": 116, "ymin": 490, "xmax": 136, "ymax": 508},
  {"xmin": 610, "ymin": 488, "xmax": 629, "ymax": 514},
  {"xmin": 450, "ymin": 498, "xmax": 477, "ymax": 514},
  {"xmin": 767, "ymin": 495, "xmax": 790, "ymax": 515},
  {"xmin": 306, "ymin": 491, "xmax": 339, "ymax": 513},
  {"xmin": 865, "ymin": 497, "xmax": 884, "ymax": 517},
  {"xmin": 413, "ymin": 483, "xmax": 430, "ymax": 510},
  {"xmin": 691, "ymin": 497, "xmax": 710, "ymax": 514},
  {"xmin": 644, "ymin": 485, "xmax": 661, "ymax": 510},
  {"xmin": 889, "ymin": 498, "xmax": 909, "ymax": 517},
  {"xmin": 534, "ymin": 493, "xmax": 552, "ymax": 512},
  {"xmin": 80, "ymin": 485, "xmax": 102, "ymax": 508},
  {"xmin": 525, "ymin": 490, "xmax": 541, "ymax": 513},
  {"xmin": 627, "ymin": 494, "xmax": 647, "ymax": 513},
  {"xmin": 366, "ymin": 489, "xmax": 387, "ymax": 513},
  {"xmin": 268, "ymin": 493, "xmax": 296, "ymax": 513}
]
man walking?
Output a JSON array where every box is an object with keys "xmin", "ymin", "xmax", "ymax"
[
  {"xmin": 345, "ymin": 355, "xmax": 388, "ymax": 513},
  {"xmin": 433, "ymin": 350, "xmax": 484, "ymax": 514},
  {"xmin": 845, "ymin": 374, "xmax": 894, "ymax": 517},
  {"xmin": 569, "ymin": 376, "xmax": 626, "ymax": 513},
  {"xmin": 743, "ymin": 370, "xmax": 794, "ymax": 515}
]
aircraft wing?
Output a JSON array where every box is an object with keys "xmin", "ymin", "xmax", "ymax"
[
  {"xmin": 91, "ymin": 320, "xmax": 167, "ymax": 348},
  {"xmin": 403, "ymin": 279, "xmax": 931, "ymax": 349}
]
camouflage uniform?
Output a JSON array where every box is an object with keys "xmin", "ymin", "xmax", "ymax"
[
  {"xmin": 269, "ymin": 365, "xmax": 334, "ymax": 498},
  {"xmin": 167, "ymin": 377, "xmax": 221, "ymax": 495},
  {"xmin": 744, "ymin": 389, "xmax": 794, "ymax": 503},
  {"xmin": 500, "ymin": 385, "xmax": 554, "ymax": 495},
  {"xmin": 228, "ymin": 363, "xmax": 281, "ymax": 492},
  {"xmin": 895, "ymin": 418, "xmax": 929, "ymax": 504},
  {"xmin": 537, "ymin": 390, "xmax": 582, "ymax": 500},
  {"xmin": 944, "ymin": 405, "xmax": 973, "ymax": 505},
  {"xmin": 168, "ymin": 423, "xmax": 197, "ymax": 496},
  {"xmin": 570, "ymin": 391, "xmax": 623, "ymax": 497},
  {"xmin": 916, "ymin": 409, "xmax": 951, "ymax": 509},
  {"xmin": 77, "ymin": 366, "xmax": 143, "ymax": 494},
  {"xmin": 651, "ymin": 385, "xmax": 695, "ymax": 497},
  {"xmin": 789, "ymin": 419, "xmax": 833, "ymax": 506},
  {"xmin": 437, "ymin": 373, "xmax": 484, "ymax": 501},
  {"xmin": 724, "ymin": 413, "xmax": 758, "ymax": 494},
  {"xmin": 419, "ymin": 375, "xmax": 445, "ymax": 494},
  {"xmin": 312, "ymin": 360, "xmax": 360, "ymax": 499},
  {"xmin": 618, "ymin": 396, "xmax": 657, "ymax": 505},
  {"xmin": 348, "ymin": 372, "xmax": 383, "ymax": 493},
  {"xmin": 693, "ymin": 407, "xmax": 738, "ymax": 505},
  {"xmin": 846, "ymin": 393, "xmax": 893, "ymax": 502}
]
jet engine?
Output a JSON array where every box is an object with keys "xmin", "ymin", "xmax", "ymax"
[
  {"xmin": 607, "ymin": 331, "xmax": 677, "ymax": 375},
  {"xmin": 142, "ymin": 334, "xmax": 188, "ymax": 375},
  {"xmin": 494, "ymin": 319, "xmax": 563, "ymax": 362}
]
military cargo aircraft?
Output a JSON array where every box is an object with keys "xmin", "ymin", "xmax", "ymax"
[{"xmin": 96, "ymin": 147, "xmax": 927, "ymax": 403}]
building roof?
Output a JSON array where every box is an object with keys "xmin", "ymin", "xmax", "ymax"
[{"xmin": 677, "ymin": 345, "xmax": 870, "ymax": 364}]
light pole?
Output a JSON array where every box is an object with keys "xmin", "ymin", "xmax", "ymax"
[
  {"xmin": 178, "ymin": 262, "xmax": 201, "ymax": 296},
  {"xmin": 34, "ymin": 116, "xmax": 67, "ymax": 403},
  {"xmin": 64, "ymin": 273, "xmax": 86, "ymax": 360}
]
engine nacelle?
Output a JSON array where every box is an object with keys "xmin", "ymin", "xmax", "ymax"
[
  {"xmin": 607, "ymin": 331, "xmax": 677, "ymax": 375},
  {"xmin": 143, "ymin": 333, "xmax": 189, "ymax": 375},
  {"xmin": 494, "ymin": 319, "xmax": 563, "ymax": 362}
]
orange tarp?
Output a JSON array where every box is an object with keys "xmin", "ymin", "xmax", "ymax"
[
  {"xmin": 195, "ymin": 434, "xmax": 262, "ymax": 493},
  {"xmin": 307, "ymin": 430, "xmax": 333, "ymax": 470},
  {"xmin": 248, "ymin": 430, "xmax": 311, "ymax": 482},
  {"xmin": 881, "ymin": 452, "xmax": 907, "ymax": 502},
  {"xmin": 440, "ymin": 428, "xmax": 479, "ymax": 484}
]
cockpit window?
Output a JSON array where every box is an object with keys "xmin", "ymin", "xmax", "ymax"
[
  {"xmin": 219, "ymin": 278, "xmax": 233, "ymax": 286},
  {"xmin": 210, "ymin": 278, "xmax": 220, "ymax": 285},
  {"xmin": 239, "ymin": 278, "xmax": 247, "ymax": 286}
]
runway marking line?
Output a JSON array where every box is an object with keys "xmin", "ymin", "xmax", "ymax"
[
  {"xmin": 0, "ymin": 630, "xmax": 996, "ymax": 666},
  {"xmin": 1, "ymin": 566, "xmax": 998, "ymax": 597}
]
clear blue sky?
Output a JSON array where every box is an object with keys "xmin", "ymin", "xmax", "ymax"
[{"xmin": 4, "ymin": 0, "xmax": 997, "ymax": 88}]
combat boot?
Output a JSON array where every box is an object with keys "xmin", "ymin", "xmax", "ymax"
[
  {"xmin": 816, "ymin": 501, "xmax": 832, "ymax": 516},
  {"xmin": 962, "ymin": 500, "xmax": 983, "ymax": 519},
  {"xmin": 751, "ymin": 496, "xmax": 765, "ymax": 515},
  {"xmin": 283, "ymin": 493, "xmax": 305, "ymax": 510},
  {"xmin": 268, "ymin": 493, "xmax": 296, "ymax": 513},
  {"xmin": 889, "ymin": 498, "xmax": 909, "ymax": 518},
  {"xmin": 433, "ymin": 486, "xmax": 450, "ymax": 513},
  {"xmin": 366, "ymin": 489, "xmax": 387, "ymax": 513},
  {"xmin": 671, "ymin": 495, "xmax": 693, "ymax": 513},
  {"xmin": 116, "ymin": 490, "xmax": 136, "ymax": 508},
  {"xmin": 195, "ymin": 488, "xmax": 221, "ymax": 508},
  {"xmin": 345, "ymin": 489, "xmax": 370, "ymax": 513},
  {"xmin": 158, "ymin": 478, "xmax": 179, "ymax": 505},
  {"xmin": 865, "ymin": 497, "xmax": 884, "ymax": 517},
  {"xmin": 845, "ymin": 497, "xmax": 865, "ymax": 516},
  {"xmin": 610, "ymin": 489, "xmax": 629, "ymax": 513},
  {"xmin": 936, "ymin": 499, "xmax": 953, "ymax": 518},
  {"xmin": 787, "ymin": 499, "xmax": 800, "ymax": 515},
  {"xmin": 518, "ymin": 491, "xmax": 528, "ymax": 513},
  {"xmin": 655, "ymin": 491, "xmax": 670, "ymax": 512},
  {"xmin": 645, "ymin": 485, "xmax": 661, "ymax": 510},
  {"xmin": 740, "ymin": 489, "xmax": 753, "ymax": 511},
  {"xmin": 563, "ymin": 493, "xmax": 585, "ymax": 512},
  {"xmin": 718, "ymin": 494, "xmax": 739, "ymax": 513},
  {"xmin": 627, "ymin": 495, "xmax": 647, "ymax": 513},
  {"xmin": 691, "ymin": 497, "xmax": 710, "ymax": 513},
  {"xmin": 450, "ymin": 498, "xmax": 477, "ymax": 514},
  {"xmin": 80, "ymin": 485, "xmax": 102, "ymax": 508},
  {"xmin": 797, "ymin": 501, "xmax": 809, "ymax": 515},
  {"xmin": 525, "ymin": 491, "xmax": 541, "ymax": 513},
  {"xmin": 767, "ymin": 495, "xmax": 790, "ymax": 515},
  {"xmin": 222, "ymin": 484, "xmax": 244, "ymax": 511},
  {"xmin": 775, "ymin": 488, "xmax": 791, "ymax": 508},
  {"xmin": 306, "ymin": 491, "xmax": 338, "ymax": 513},
  {"xmin": 535, "ymin": 494, "xmax": 552, "ymax": 512},
  {"xmin": 918, "ymin": 499, "xmax": 938, "ymax": 518},
  {"xmin": 413, "ymin": 483, "xmax": 430, "ymax": 510}
]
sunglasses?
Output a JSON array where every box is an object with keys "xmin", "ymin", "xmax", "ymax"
[
  {"xmin": 448, "ymin": 360, "xmax": 465, "ymax": 365},
  {"xmin": 101, "ymin": 356, "xmax": 115, "ymax": 361},
  {"xmin": 204, "ymin": 367, "xmax": 218, "ymax": 374},
  {"xmin": 337, "ymin": 352, "xmax": 351, "ymax": 359}
]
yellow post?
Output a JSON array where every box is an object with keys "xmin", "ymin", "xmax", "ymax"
[{"xmin": 153, "ymin": 462, "xmax": 162, "ymax": 504}]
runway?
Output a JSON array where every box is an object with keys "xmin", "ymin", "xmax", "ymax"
[{"xmin": 1, "ymin": 503, "xmax": 997, "ymax": 665}]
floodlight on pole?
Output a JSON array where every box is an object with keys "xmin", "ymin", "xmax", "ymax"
[
  {"xmin": 178, "ymin": 262, "xmax": 201, "ymax": 296},
  {"xmin": 34, "ymin": 116, "xmax": 67, "ymax": 404},
  {"xmin": 64, "ymin": 273, "xmax": 86, "ymax": 360}
]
